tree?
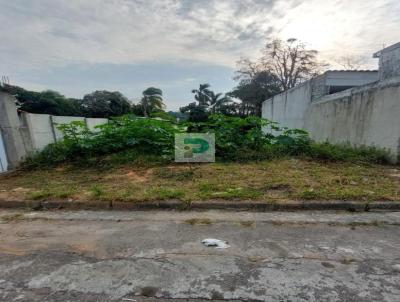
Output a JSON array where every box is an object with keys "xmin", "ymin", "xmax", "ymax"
[
  {"xmin": 140, "ymin": 87, "xmax": 165, "ymax": 117},
  {"xmin": 261, "ymin": 38, "xmax": 324, "ymax": 91},
  {"xmin": 334, "ymin": 54, "xmax": 368, "ymax": 70},
  {"xmin": 82, "ymin": 90, "xmax": 132, "ymax": 118},
  {"xmin": 1, "ymin": 84, "xmax": 83, "ymax": 116},
  {"xmin": 209, "ymin": 92, "xmax": 232, "ymax": 114},
  {"xmin": 231, "ymin": 68, "xmax": 282, "ymax": 116},
  {"xmin": 180, "ymin": 84, "xmax": 232, "ymax": 121},
  {"xmin": 180, "ymin": 102, "xmax": 208, "ymax": 122},
  {"xmin": 191, "ymin": 83, "xmax": 212, "ymax": 107},
  {"xmin": 230, "ymin": 38, "xmax": 324, "ymax": 116},
  {"xmin": 131, "ymin": 103, "xmax": 145, "ymax": 116},
  {"xmin": 149, "ymin": 110, "xmax": 177, "ymax": 122}
]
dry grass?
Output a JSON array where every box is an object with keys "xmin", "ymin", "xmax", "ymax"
[{"xmin": 0, "ymin": 159, "xmax": 399, "ymax": 203}]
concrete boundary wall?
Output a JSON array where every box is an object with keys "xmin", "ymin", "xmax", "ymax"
[
  {"xmin": 51, "ymin": 116, "xmax": 86, "ymax": 141},
  {"xmin": 24, "ymin": 113, "xmax": 55, "ymax": 150},
  {"xmin": 86, "ymin": 118, "xmax": 109, "ymax": 132},
  {"xmin": 0, "ymin": 92, "xmax": 108, "ymax": 171},
  {"xmin": 262, "ymin": 81, "xmax": 312, "ymax": 131},
  {"xmin": 0, "ymin": 92, "xmax": 28, "ymax": 169},
  {"xmin": 23, "ymin": 113, "xmax": 109, "ymax": 150},
  {"xmin": 305, "ymin": 77, "xmax": 400, "ymax": 162},
  {"xmin": 262, "ymin": 76, "xmax": 400, "ymax": 163}
]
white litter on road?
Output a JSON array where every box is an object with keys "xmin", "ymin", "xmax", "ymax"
[{"xmin": 201, "ymin": 238, "xmax": 230, "ymax": 249}]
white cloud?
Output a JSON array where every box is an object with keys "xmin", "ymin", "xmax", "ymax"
[
  {"xmin": 0, "ymin": 0, "xmax": 290, "ymax": 71},
  {"xmin": 0, "ymin": 0, "xmax": 399, "ymax": 79}
]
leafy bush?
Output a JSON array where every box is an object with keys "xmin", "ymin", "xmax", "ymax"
[
  {"xmin": 25, "ymin": 116, "xmax": 183, "ymax": 167},
  {"xmin": 24, "ymin": 114, "xmax": 391, "ymax": 168},
  {"xmin": 186, "ymin": 114, "xmax": 310, "ymax": 160}
]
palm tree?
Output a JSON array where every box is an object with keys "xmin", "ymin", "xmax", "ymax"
[
  {"xmin": 140, "ymin": 87, "xmax": 164, "ymax": 117},
  {"xmin": 209, "ymin": 92, "xmax": 231, "ymax": 114},
  {"xmin": 191, "ymin": 83, "xmax": 212, "ymax": 107}
]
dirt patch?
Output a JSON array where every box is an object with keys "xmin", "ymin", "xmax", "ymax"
[
  {"xmin": 101, "ymin": 168, "xmax": 152, "ymax": 183},
  {"xmin": 125, "ymin": 170, "xmax": 149, "ymax": 182},
  {"xmin": 0, "ymin": 246, "xmax": 27, "ymax": 256},
  {"xmin": 68, "ymin": 243, "xmax": 97, "ymax": 254},
  {"xmin": 0, "ymin": 190, "xmax": 29, "ymax": 201}
]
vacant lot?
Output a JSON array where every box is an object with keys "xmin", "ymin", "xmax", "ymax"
[{"xmin": 0, "ymin": 159, "xmax": 399, "ymax": 203}]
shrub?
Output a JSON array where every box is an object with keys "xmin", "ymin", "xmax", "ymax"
[
  {"xmin": 24, "ymin": 114, "xmax": 391, "ymax": 168},
  {"xmin": 186, "ymin": 114, "xmax": 311, "ymax": 160},
  {"xmin": 307, "ymin": 142, "xmax": 390, "ymax": 164},
  {"xmin": 25, "ymin": 116, "xmax": 183, "ymax": 167}
]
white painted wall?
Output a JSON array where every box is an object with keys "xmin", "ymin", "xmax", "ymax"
[
  {"xmin": 262, "ymin": 81, "xmax": 311, "ymax": 131},
  {"xmin": 305, "ymin": 77, "xmax": 400, "ymax": 162},
  {"xmin": 262, "ymin": 76, "xmax": 400, "ymax": 162},
  {"xmin": 22, "ymin": 113, "xmax": 109, "ymax": 151},
  {"xmin": 52, "ymin": 116, "xmax": 86, "ymax": 141},
  {"xmin": 24, "ymin": 113, "xmax": 55, "ymax": 150},
  {"xmin": 86, "ymin": 118, "xmax": 108, "ymax": 132}
]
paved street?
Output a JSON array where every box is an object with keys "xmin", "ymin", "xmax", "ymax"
[{"xmin": 1, "ymin": 209, "xmax": 400, "ymax": 301}]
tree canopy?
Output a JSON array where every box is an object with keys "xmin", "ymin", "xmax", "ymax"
[
  {"xmin": 180, "ymin": 83, "xmax": 237, "ymax": 121},
  {"xmin": 261, "ymin": 38, "xmax": 324, "ymax": 90},
  {"xmin": 140, "ymin": 87, "xmax": 165, "ymax": 117},
  {"xmin": 81, "ymin": 90, "xmax": 132, "ymax": 118},
  {"xmin": 1, "ymin": 85, "xmax": 83, "ymax": 116},
  {"xmin": 230, "ymin": 38, "xmax": 325, "ymax": 116},
  {"xmin": 0, "ymin": 84, "xmax": 135, "ymax": 118}
]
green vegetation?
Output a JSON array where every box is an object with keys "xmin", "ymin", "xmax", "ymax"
[
  {"xmin": 81, "ymin": 90, "xmax": 132, "ymax": 118},
  {"xmin": 0, "ymin": 159, "xmax": 398, "ymax": 203},
  {"xmin": 186, "ymin": 115, "xmax": 311, "ymax": 161},
  {"xmin": 185, "ymin": 218, "xmax": 213, "ymax": 225},
  {"xmin": 23, "ymin": 114, "xmax": 390, "ymax": 168},
  {"xmin": 140, "ymin": 87, "xmax": 165, "ymax": 117},
  {"xmin": 3, "ymin": 113, "xmax": 394, "ymax": 204},
  {"xmin": 24, "ymin": 116, "xmax": 181, "ymax": 167}
]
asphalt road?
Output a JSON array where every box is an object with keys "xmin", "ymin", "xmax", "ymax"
[{"xmin": 1, "ymin": 209, "xmax": 400, "ymax": 301}]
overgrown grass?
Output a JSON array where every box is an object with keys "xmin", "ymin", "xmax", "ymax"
[
  {"xmin": 307, "ymin": 142, "xmax": 389, "ymax": 164},
  {"xmin": 5, "ymin": 115, "xmax": 396, "ymax": 203},
  {"xmin": 1, "ymin": 159, "xmax": 398, "ymax": 203}
]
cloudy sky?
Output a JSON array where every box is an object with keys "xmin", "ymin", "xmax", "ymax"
[{"xmin": 1, "ymin": 0, "xmax": 399, "ymax": 110}]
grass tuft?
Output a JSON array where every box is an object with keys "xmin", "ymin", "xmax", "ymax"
[{"xmin": 184, "ymin": 218, "xmax": 213, "ymax": 225}]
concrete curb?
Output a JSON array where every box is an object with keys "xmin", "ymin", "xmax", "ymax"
[{"xmin": 0, "ymin": 199, "xmax": 400, "ymax": 212}]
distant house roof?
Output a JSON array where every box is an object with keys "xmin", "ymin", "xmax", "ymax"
[{"xmin": 373, "ymin": 42, "xmax": 400, "ymax": 58}]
